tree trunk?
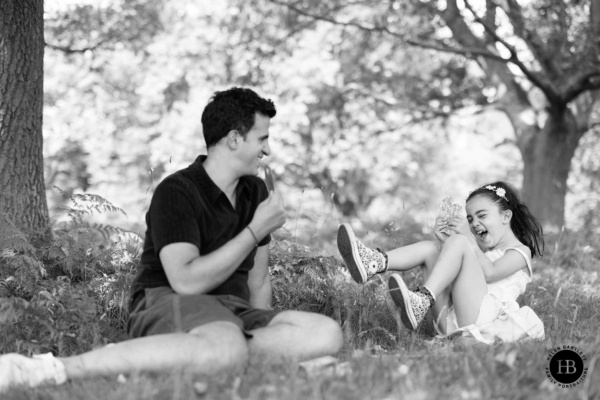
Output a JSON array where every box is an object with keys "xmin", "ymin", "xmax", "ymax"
[
  {"xmin": 0, "ymin": 0, "xmax": 49, "ymax": 235},
  {"xmin": 520, "ymin": 107, "xmax": 584, "ymax": 232}
]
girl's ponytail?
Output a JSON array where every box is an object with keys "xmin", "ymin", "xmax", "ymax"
[
  {"xmin": 467, "ymin": 182, "xmax": 545, "ymax": 257},
  {"xmin": 508, "ymin": 199, "xmax": 545, "ymax": 257}
]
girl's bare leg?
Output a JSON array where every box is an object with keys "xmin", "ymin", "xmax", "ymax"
[
  {"xmin": 386, "ymin": 241, "xmax": 440, "ymax": 271},
  {"xmin": 387, "ymin": 241, "xmax": 451, "ymax": 332},
  {"xmin": 423, "ymin": 235, "xmax": 488, "ymax": 327}
]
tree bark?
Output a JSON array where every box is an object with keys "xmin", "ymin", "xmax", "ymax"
[
  {"xmin": 0, "ymin": 0, "xmax": 49, "ymax": 234},
  {"xmin": 520, "ymin": 107, "xmax": 585, "ymax": 232}
]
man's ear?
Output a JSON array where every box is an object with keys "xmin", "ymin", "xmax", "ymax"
[{"xmin": 226, "ymin": 130, "xmax": 241, "ymax": 149}]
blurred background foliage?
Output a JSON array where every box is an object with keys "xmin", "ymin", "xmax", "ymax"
[{"xmin": 42, "ymin": 0, "xmax": 600, "ymax": 255}]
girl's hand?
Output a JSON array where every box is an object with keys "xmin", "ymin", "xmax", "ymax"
[
  {"xmin": 433, "ymin": 216, "xmax": 450, "ymax": 244},
  {"xmin": 447, "ymin": 215, "xmax": 471, "ymax": 237}
]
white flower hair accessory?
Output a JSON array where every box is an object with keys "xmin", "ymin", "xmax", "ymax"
[{"xmin": 485, "ymin": 185, "xmax": 508, "ymax": 201}]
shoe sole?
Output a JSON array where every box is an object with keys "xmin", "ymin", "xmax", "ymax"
[
  {"xmin": 388, "ymin": 273, "xmax": 417, "ymax": 331},
  {"xmin": 337, "ymin": 224, "xmax": 367, "ymax": 284}
]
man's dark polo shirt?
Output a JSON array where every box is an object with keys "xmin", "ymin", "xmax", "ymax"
[{"xmin": 129, "ymin": 155, "xmax": 270, "ymax": 311}]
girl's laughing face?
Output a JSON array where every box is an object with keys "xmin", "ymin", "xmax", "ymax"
[{"xmin": 466, "ymin": 195, "xmax": 511, "ymax": 250}]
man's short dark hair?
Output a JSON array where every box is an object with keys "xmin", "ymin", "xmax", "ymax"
[{"xmin": 201, "ymin": 87, "xmax": 276, "ymax": 149}]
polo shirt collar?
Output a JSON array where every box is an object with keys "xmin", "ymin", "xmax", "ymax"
[
  {"xmin": 189, "ymin": 155, "xmax": 223, "ymax": 204},
  {"xmin": 189, "ymin": 155, "xmax": 250, "ymax": 204}
]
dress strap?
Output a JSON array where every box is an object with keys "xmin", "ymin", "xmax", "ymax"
[{"xmin": 505, "ymin": 247, "xmax": 533, "ymax": 276}]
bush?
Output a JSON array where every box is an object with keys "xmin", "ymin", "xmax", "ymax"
[
  {"xmin": 269, "ymin": 240, "xmax": 434, "ymax": 352},
  {"xmin": 0, "ymin": 194, "xmax": 138, "ymax": 356}
]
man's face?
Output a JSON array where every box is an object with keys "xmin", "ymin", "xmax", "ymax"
[{"xmin": 238, "ymin": 112, "xmax": 271, "ymax": 176}]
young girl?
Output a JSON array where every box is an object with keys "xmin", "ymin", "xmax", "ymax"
[{"xmin": 337, "ymin": 182, "xmax": 545, "ymax": 343}]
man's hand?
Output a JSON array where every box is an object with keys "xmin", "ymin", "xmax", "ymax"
[{"xmin": 249, "ymin": 190, "xmax": 286, "ymax": 240}]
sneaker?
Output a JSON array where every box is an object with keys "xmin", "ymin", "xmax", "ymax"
[
  {"xmin": 337, "ymin": 224, "xmax": 387, "ymax": 284},
  {"xmin": 388, "ymin": 274, "xmax": 433, "ymax": 331},
  {"xmin": 0, "ymin": 353, "xmax": 67, "ymax": 392}
]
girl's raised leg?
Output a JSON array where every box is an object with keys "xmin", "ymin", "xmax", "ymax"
[
  {"xmin": 337, "ymin": 224, "xmax": 440, "ymax": 284},
  {"xmin": 386, "ymin": 240, "xmax": 440, "ymax": 272},
  {"xmin": 389, "ymin": 235, "xmax": 488, "ymax": 330},
  {"xmin": 337, "ymin": 224, "xmax": 389, "ymax": 283},
  {"xmin": 423, "ymin": 235, "xmax": 487, "ymax": 327},
  {"xmin": 387, "ymin": 241, "xmax": 452, "ymax": 332},
  {"xmin": 389, "ymin": 240, "xmax": 451, "ymax": 332}
]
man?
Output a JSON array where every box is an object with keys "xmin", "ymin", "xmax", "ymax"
[{"xmin": 0, "ymin": 87, "xmax": 343, "ymax": 391}]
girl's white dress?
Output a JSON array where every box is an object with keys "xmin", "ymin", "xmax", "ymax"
[{"xmin": 437, "ymin": 247, "xmax": 545, "ymax": 344}]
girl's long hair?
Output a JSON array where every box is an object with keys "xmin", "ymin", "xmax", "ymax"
[{"xmin": 466, "ymin": 181, "xmax": 545, "ymax": 257}]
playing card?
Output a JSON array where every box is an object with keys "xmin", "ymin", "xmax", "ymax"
[
  {"xmin": 439, "ymin": 196, "xmax": 462, "ymax": 235},
  {"xmin": 264, "ymin": 165, "xmax": 275, "ymax": 192}
]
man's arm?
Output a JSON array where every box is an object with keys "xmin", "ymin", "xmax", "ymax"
[
  {"xmin": 160, "ymin": 190, "xmax": 285, "ymax": 296},
  {"xmin": 160, "ymin": 229, "xmax": 258, "ymax": 295},
  {"xmin": 247, "ymin": 245, "xmax": 272, "ymax": 309}
]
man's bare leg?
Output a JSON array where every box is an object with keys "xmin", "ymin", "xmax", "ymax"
[
  {"xmin": 247, "ymin": 311, "xmax": 343, "ymax": 363},
  {"xmin": 60, "ymin": 321, "xmax": 247, "ymax": 379}
]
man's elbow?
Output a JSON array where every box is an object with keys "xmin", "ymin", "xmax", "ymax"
[
  {"xmin": 169, "ymin": 280, "xmax": 195, "ymax": 296},
  {"xmin": 168, "ymin": 275, "xmax": 207, "ymax": 296}
]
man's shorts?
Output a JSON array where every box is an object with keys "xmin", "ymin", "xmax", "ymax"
[{"xmin": 127, "ymin": 286, "xmax": 281, "ymax": 338}]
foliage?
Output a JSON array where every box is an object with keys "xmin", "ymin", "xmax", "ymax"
[
  {"xmin": 1, "ymin": 222, "xmax": 598, "ymax": 398},
  {"xmin": 270, "ymin": 240, "xmax": 437, "ymax": 351},
  {"xmin": 45, "ymin": 0, "xmax": 164, "ymax": 53},
  {"xmin": 263, "ymin": 0, "xmax": 600, "ymax": 229},
  {"xmin": 0, "ymin": 182, "xmax": 599, "ymax": 398},
  {"xmin": 0, "ymin": 193, "xmax": 138, "ymax": 356},
  {"xmin": 40, "ymin": 0, "xmax": 600, "ymax": 237},
  {"xmin": 41, "ymin": 0, "xmax": 494, "ymax": 230}
]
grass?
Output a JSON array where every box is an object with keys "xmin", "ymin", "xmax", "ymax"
[{"xmin": 2, "ymin": 232, "xmax": 600, "ymax": 400}]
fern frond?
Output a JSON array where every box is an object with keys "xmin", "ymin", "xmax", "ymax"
[
  {"xmin": 301, "ymin": 265, "xmax": 325, "ymax": 283},
  {"xmin": 55, "ymin": 220, "xmax": 138, "ymax": 242},
  {"xmin": 70, "ymin": 194, "xmax": 127, "ymax": 217},
  {"xmin": 0, "ymin": 297, "xmax": 29, "ymax": 323},
  {"xmin": 0, "ymin": 281, "xmax": 11, "ymax": 298}
]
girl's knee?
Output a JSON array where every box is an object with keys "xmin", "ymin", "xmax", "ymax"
[{"xmin": 443, "ymin": 234, "xmax": 470, "ymax": 248}]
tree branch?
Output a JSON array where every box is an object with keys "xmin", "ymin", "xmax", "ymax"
[
  {"xmin": 268, "ymin": 0, "xmax": 510, "ymax": 63},
  {"xmin": 484, "ymin": 0, "xmax": 497, "ymax": 45},
  {"xmin": 440, "ymin": 0, "xmax": 530, "ymax": 107},
  {"xmin": 562, "ymin": 71, "xmax": 600, "ymax": 103},
  {"xmin": 267, "ymin": 0, "xmax": 404, "ymax": 39},
  {"xmin": 501, "ymin": 0, "xmax": 561, "ymax": 78},
  {"xmin": 591, "ymin": 0, "xmax": 600, "ymax": 43},
  {"xmin": 462, "ymin": 0, "xmax": 562, "ymax": 105},
  {"xmin": 587, "ymin": 121, "xmax": 600, "ymax": 134},
  {"xmin": 407, "ymin": 39, "xmax": 508, "ymax": 63},
  {"xmin": 45, "ymin": 40, "xmax": 105, "ymax": 54}
]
